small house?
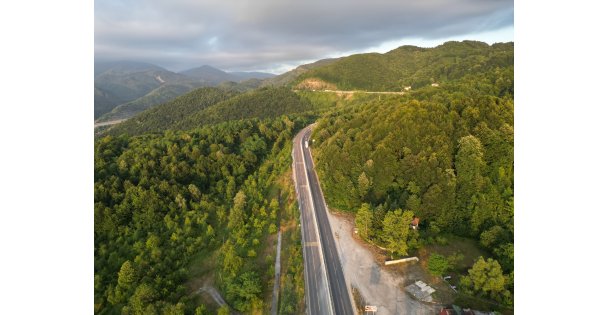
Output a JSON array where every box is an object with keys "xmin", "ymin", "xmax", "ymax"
[
  {"xmin": 439, "ymin": 308, "xmax": 457, "ymax": 315},
  {"xmin": 431, "ymin": 83, "xmax": 440, "ymax": 87},
  {"xmin": 404, "ymin": 86, "xmax": 412, "ymax": 91},
  {"xmin": 411, "ymin": 217, "xmax": 420, "ymax": 229}
]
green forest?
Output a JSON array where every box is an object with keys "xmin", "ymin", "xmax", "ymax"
[
  {"xmin": 95, "ymin": 116, "xmax": 310, "ymax": 314},
  {"xmin": 107, "ymin": 87, "xmax": 315, "ymax": 137},
  {"xmin": 106, "ymin": 87, "xmax": 239, "ymax": 136},
  {"xmin": 310, "ymin": 42, "xmax": 514, "ymax": 309},
  {"xmin": 95, "ymin": 40, "xmax": 514, "ymax": 314},
  {"xmin": 295, "ymin": 41, "xmax": 513, "ymax": 91}
]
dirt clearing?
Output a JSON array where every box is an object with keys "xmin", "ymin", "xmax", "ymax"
[{"xmin": 325, "ymin": 210, "xmax": 441, "ymax": 315}]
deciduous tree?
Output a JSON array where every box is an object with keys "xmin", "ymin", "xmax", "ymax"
[{"xmin": 355, "ymin": 203, "xmax": 373, "ymax": 240}]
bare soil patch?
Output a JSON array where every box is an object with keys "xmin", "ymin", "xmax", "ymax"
[{"xmin": 325, "ymin": 208, "xmax": 441, "ymax": 314}]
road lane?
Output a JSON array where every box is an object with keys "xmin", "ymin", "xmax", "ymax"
[
  {"xmin": 292, "ymin": 127, "xmax": 333, "ymax": 315},
  {"xmin": 293, "ymin": 125, "xmax": 354, "ymax": 315}
]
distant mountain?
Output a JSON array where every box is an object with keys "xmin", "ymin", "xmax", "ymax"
[
  {"xmin": 179, "ymin": 65, "xmax": 235, "ymax": 85},
  {"xmin": 229, "ymin": 71, "xmax": 276, "ymax": 81},
  {"xmin": 216, "ymin": 78, "xmax": 266, "ymax": 92},
  {"xmin": 180, "ymin": 65, "xmax": 275, "ymax": 85},
  {"xmin": 94, "ymin": 61, "xmax": 204, "ymax": 118},
  {"xmin": 94, "ymin": 60, "xmax": 164, "ymax": 77},
  {"xmin": 292, "ymin": 41, "xmax": 514, "ymax": 91},
  {"xmin": 96, "ymin": 83, "xmax": 204, "ymax": 122},
  {"xmin": 94, "ymin": 86, "xmax": 125, "ymax": 118},
  {"xmin": 95, "ymin": 62, "xmax": 274, "ymax": 120}
]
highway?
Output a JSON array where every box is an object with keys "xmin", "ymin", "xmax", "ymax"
[{"xmin": 292, "ymin": 125, "xmax": 354, "ymax": 315}]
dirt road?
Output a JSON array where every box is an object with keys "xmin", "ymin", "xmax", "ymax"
[{"xmin": 93, "ymin": 119, "xmax": 127, "ymax": 128}]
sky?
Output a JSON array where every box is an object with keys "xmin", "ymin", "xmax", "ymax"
[{"xmin": 95, "ymin": 0, "xmax": 513, "ymax": 74}]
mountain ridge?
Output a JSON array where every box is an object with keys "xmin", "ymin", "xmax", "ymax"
[{"xmin": 95, "ymin": 61, "xmax": 275, "ymax": 119}]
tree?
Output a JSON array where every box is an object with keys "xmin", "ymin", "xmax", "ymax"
[
  {"xmin": 455, "ymin": 135, "xmax": 487, "ymax": 207},
  {"xmin": 381, "ymin": 209, "xmax": 414, "ymax": 257},
  {"xmin": 227, "ymin": 272, "xmax": 262, "ymax": 312},
  {"xmin": 371, "ymin": 204, "xmax": 386, "ymax": 236},
  {"xmin": 460, "ymin": 256, "xmax": 505, "ymax": 297},
  {"xmin": 228, "ymin": 191, "xmax": 246, "ymax": 231},
  {"xmin": 355, "ymin": 203, "xmax": 373, "ymax": 240},
  {"xmin": 194, "ymin": 304, "xmax": 207, "ymax": 315},
  {"xmin": 217, "ymin": 306, "xmax": 230, "ymax": 315},
  {"xmin": 220, "ymin": 240, "xmax": 243, "ymax": 279},
  {"xmin": 357, "ymin": 171, "xmax": 371, "ymax": 200},
  {"xmin": 479, "ymin": 225, "xmax": 507, "ymax": 249},
  {"xmin": 188, "ymin": 184, "xmax": 201, "ymax": 201},
  {"xmin": 117, "ymin": 260, "xmax": 136, "ymax": 289},
  {"xmin": 161, "ymin": 302, "xmax": 186, "ymax": 315},
  {"xmin": 128, "ymin": 283, "xmax": 157, "ymax": 314}
]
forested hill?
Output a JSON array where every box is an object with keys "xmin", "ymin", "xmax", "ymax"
[
  {"xmin": 106, "ymin": 87, "xmax": 239, "ymax": 136},
  {"xmin": 176, "ymin": 87, "xmax": 313, "ymax": 129},
  {"xmin": 310, "ymin": 55, "xmax": 514, "ymax": 308},
  {"xmin": 108, "ymin": 86, "xmax": 314, "ymax": 136},
  {"xmin": 95, "ymin": 116, "xmax": 312, "ymax": 314},
  {"xmin": 294, "ymin": 41, "xmax": 513, "ymax": 91}
]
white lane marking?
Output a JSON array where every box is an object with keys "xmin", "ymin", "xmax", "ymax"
[
  {"xmin": 293, "ymin": 139, "xmax": 313, "ymax": 315},
  {"xmin": 305, "ymin": 136, "xmax": 358, "ymax": 315},
  {"xmin": 300, "ymin": 127, "xmax": 335, "ymax": 315}
]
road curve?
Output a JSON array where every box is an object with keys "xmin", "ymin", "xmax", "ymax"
[{"xmin": 293, "ymin": 125, "xmax": 354, "ymax": 315}]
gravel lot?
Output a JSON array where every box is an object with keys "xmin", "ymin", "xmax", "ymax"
[{"xmin": 325, "ymin": 210, "xmax": 441, "ymax": 315}]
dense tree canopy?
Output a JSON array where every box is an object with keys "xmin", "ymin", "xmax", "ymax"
[
  {"xmin": 107, "ymin": 87, "xmax": 239, "ymax": 136},
  {"xmin": 95, "ymin": 116, "xmax": 312, "ymax": 314},
  {"xmin": 310, "ymin": 42, "xmax": 513, "ymax": 307},
  {"xmin": 295, "ymin": 41, "xmax": 513, "ymax": 92},
  {"xmin": 105, "ymin": 87, "xmax": 314, "ymax": 137}
]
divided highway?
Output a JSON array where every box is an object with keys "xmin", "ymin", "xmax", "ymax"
[{"xmin": 292, "ymin": 125, "xmax": 354, "ymax": 315}]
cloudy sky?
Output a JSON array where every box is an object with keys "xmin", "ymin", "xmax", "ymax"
[{"xmin": 95, "ymin": 0, "xmax": 513, "ymax": 73}]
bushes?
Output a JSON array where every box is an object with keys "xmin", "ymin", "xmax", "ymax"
[{"xmin": 427, "ymin": 254, "xmax": 451, "ymax": 276}]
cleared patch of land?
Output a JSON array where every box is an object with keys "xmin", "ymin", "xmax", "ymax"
[{"xmin": 325, "ymin": 210, "xmax": 440, "ymax": 315}]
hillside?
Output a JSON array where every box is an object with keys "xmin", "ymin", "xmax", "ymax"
[
  {"xmin": 95, "ymin": 116, "xmax": 312, "ymax": 314},
  {"xmin": 106, "ymin": 87, "xmax": 239, "ymax": 136},
  {"xmin": 96, "ymin": 82, "xmax": 205, "ymax": 122},
  {"xmin": 94, "ymin": 87, "xmax": 125, "ymax": 118},
  {"xmin": 162, "ymin": 87, "xmax": 313, "ymax": 131},
  {"xmin": 309, "ymin": 47, "xmax": 514, "ymax": 310},
  {"xmin": 105, "ymin": 86, "xmax": 314, "ymax": 137},
  {"xmin": 294, "ymin": 41, "xmax": 513, "ymax": 91},
  {"xmin": 94, "ymin": 61, "xmax": 203, "ymax": 118}
]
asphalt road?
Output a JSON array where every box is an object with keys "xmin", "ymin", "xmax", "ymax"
[{"xmin": 293, "ymin": 125, "xmax": 354, "ymax": 315}]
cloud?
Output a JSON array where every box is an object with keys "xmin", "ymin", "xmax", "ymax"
[{"xmin": 95, "ymin": 0, "xmax": 513, "ymax": 72}]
